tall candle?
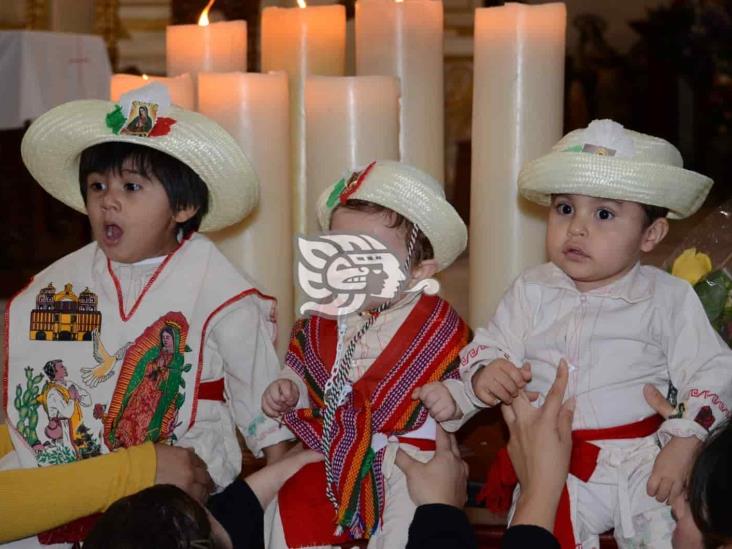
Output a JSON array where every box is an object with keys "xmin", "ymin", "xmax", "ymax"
[
  {"xmin": 356, "ymin": 0, "xmax": 444, "ymax": 182},
  {"xmin": 261, "ymin": 4, "xmax": 346, "ymax": 235},
  {"xmin": 469, "ymin": 2, "xmax": 566, "ymax": 328},
  {"xmin": 304, "ymin": 75, "xmax": 400, "ymax": 234},
  {"xmin": 198, "ymin": 71, "xmax": 293, "ymax": 357},
  {"xmin": 110, "ymin": 74, "xmax": 195, "ymax": 110},
  {"xmin": 166, "ymin": 19, "xmax": 247, "ymax": 106}
]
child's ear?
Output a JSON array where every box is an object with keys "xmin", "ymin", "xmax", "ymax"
[
  {"xmin": 411, "ymin": 258, "xmax": 438, "ymax": 283},
  {"xmin": 640, "ymin": 217, "xmax": 669, "ymax": 253},
  {"xmin": 174, "ymin": 205, "xmax": 199, "ymax": 224}
]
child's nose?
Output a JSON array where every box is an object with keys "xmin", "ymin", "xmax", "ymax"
[
  {"xmin": 567, "ymin": 216, "xmax": 588, "ymax": 236},
  {"xmin": 101, "ymin": 188, "xmax": 121, "ymax": 210}
]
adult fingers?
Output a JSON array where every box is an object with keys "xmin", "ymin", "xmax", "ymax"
[
  {"xmin": 643, "ymin": 384, "xmax": 675, "ymax": 419},
  {"xmin": 543, "ymin": 360, "xmax": 569, "ymax": 416},
  {"xmin": 501, "ymin": 402, "xmax": 517, "ymax": 424},
  {"xmin": 558, "ymin": 397, "xmax": 575, "ymax": 444},
  {"xmin": 654, "ymin": 478, "xmax": 673, "ymax": 503},
  {"xmin": 395, "ymin": 448, "xmax": 417, "ymax": 474}
]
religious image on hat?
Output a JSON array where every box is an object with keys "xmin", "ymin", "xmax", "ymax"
[
  {"xmin": 518, "ymin": 119, "xmax": 713, "ymax": 220},
  {"xmin": 20, "ymin": 82, "xmax": 259, "ymax": 232}
]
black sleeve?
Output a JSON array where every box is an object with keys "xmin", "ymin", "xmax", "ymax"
[
  {"xmin": 501, "ymin": 525, "xmax": 560, "ymax": 549},
  {"xmin": 207, "ymin": 478, "xmax": 264, "ymax": 549},
  {"xmin": 406, "ymin": 504, "xmax": 477, "ymax": 549}
]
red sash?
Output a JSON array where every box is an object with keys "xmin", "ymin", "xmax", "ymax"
[{"xmin": 479, "ymin": 414, "xmax": 663, "ymax": 549}]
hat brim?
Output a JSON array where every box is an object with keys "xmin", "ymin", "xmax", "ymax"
[
  {"xmin": 518, "ymin": 152, "xmax": 713, "ymax": 219},
  {"xmin": 21, "ymin": 100, "xmax": 259, "ymax": 232},
  {"xmin": 317, "ymin": 163, "xmax": 467, "ymax": 271}
]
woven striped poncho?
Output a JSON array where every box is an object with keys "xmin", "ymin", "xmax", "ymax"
[{"xmin": 278, "ymin": 294, "xmax": 469, "ymax": 546}]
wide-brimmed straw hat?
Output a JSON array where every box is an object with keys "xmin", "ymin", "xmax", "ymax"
[
  {"xmin": 518, "ymin": 119, "xmax": 713, "ymax": 219},
  {"xmin": 317, "ymin": 160, "xmax": 467, "ymax": 271},
  {"xmin": 21, "ymin": 82, "xmax": 258, "ymax": 232}
]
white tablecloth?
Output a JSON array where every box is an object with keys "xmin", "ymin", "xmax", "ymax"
[{"xmin": 0, "ymin": 30, "xmax": 111, "ymax": 130}]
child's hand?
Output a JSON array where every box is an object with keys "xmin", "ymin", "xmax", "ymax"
[
  {"xmin": 413, "ymin": 381, "xmax": 460, "ymax": 422},
  {"xmin": 647, "ymin": 435, "xmax": 701, "ymax": 503},
  {"xmin": 262, "ymin": 379, "xmax": 300, "ymax": 417},
  {"xmin": 643, "ymin": 383, "xmax": 702, "ymax": 504},
  {"xmin": 472, "ymin": 359, "xmax": 533, "ymax": 406}
]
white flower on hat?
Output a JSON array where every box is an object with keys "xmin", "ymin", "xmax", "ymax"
[
  {"xmin": 581, "ymin": 119, "xmax": 636, "ymax": 159},
  {"xmin": 118, "ymin": 82, "xmax": 171, "ymax": 118}
]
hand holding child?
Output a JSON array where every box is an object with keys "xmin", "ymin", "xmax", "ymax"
[
  {"xmin": 472, "ymin": 359, "xmax": 534, "ymax": 406},
  {"xmin": 154, "ymin": 444, "xmax": 214, "ymax": 504},
  {"xmin": 643, "ymin": 385, "xmax": 702, "ymax": 504},
  {"xmin": 413, "ymin": 382, "xmax": 460, "ymax": 422},
  {"xmin": 262, "ymin": 379, "xmax": 300, "ymax": 418}
]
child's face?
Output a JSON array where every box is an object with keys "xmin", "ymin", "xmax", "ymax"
[
  {"xmin": 330, "ymin": 207, "xmax": 412, "ymax": 310},
  {"xmin": 85, "ymin": 157, "xmax": 191, "ymax": 263},
  {"xmin": 546, "ymin": 194, "xmax": 668, "ymax": 292}
]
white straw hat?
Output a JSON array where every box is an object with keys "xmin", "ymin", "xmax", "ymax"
[
  {"xmin": 317, "ymin": 160, "xmax": 467, "ymax": 271},
  {"xmin": 21, "ymin": 83, "xmax": 259, "ymax": 232},
  {"xmin": 518, "ymin": 119, "xmax": 713, "ymax": 219}
]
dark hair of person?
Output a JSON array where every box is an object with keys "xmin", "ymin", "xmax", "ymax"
[
  {"xmin": 43, "ymin": 360, "xmax": 59, "ymax": 380},
  {"xmin": 687, "ymin": 419, "xmax": 732, "ymax": 549},
  {"xmin": 83, "ymin": 484, "xmax": 214, "ymax": 549},
  {"xmin": 78, "ymin": 142, "xmax": 209, "ymax": 236},
  {"xmin": 332, "ymin": 199, "xmax": 434, "ymax": 266},
  {"xmin": 642, "ymin": 204, "xmax": 669, "ymax": 228}
]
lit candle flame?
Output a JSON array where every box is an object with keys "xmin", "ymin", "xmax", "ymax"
[
  {"xmin": 297, "ymin": 0, "xmax": 306, "ymax": 8},
  {"xmin": 198, "ymin": 0, "xmax": 216, "ymax": 26},
  {"xmin": 394, "ymin": 0, "xmax": 404, "ymax": 3},
  {"xmin": 142, "ymin": 74, "xmax": 149, "ymax": 80}
]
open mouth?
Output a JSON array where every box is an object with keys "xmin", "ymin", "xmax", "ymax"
[{"xmin": 103, "ymin": 223, "xmax": 124, "ymax": 245}]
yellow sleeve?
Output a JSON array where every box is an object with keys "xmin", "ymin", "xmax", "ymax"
[{"xmin": 0, "ymin": 441, "xmax": 156, "ymax": 542}]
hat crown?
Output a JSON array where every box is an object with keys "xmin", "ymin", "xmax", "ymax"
[
  {"xmin": 364, "ymin": 160, "xmax": 446, "ymax": 200},
  {"xmin": 556, "ymin": 119, "xmax": 683, "ymax": 168}
]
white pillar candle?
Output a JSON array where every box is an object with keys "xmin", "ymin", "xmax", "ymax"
[
  {"xmin": 198, "ymin": 71, "xmax": 293, "ymax": 357},
  {"xmin": 261, "ymin": 4, "xmax": 346, "ymax": 235},
  {"xmin": 304, "ymin": 75, "xmax": 400, "ymax": 234},
  {"xmin": 110, "ymin": 74, "xmax": 195, "ymax": 110},
  {"xmin": 166, "ymin": 19, "xmax": 247, "ymax": 106},
  {"xmin": 356, "ymin": 0, "xmax": 444, "ymax": 182},
  {"xmin": 469, "ymin": 2, "xmax": 566, "ymax": 329}
]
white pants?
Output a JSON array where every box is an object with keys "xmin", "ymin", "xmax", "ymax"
[
  {"xmin": 265, "ymin": 448, "xmax": 432, "ymax": 548},
  {"xmin": 511, "ymin": 435, "xmax": 674, "ymax": 549}
]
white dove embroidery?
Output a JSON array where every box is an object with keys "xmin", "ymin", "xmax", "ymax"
[{"xmin": 81, "ymin": 330, "xmax": 132, "ymax": 388}]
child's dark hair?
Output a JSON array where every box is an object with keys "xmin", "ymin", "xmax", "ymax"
[
  {"xmin": 687, "ymin": 419, "xmax": 732, "ymax": 549},
  {"xmin": 79, "ymin": 142, "xmax": 209, "ymax": 236},
  {"xmin": 333, "ymin": 199, "xmax": 434, "ymax": 265},
  {"xmin": 642, "ymin": 204, "xmax": 669, "ymax": 228},
  {"xmin": 83, "ymin": 485, "xmax": 213, "ymax": 549}
]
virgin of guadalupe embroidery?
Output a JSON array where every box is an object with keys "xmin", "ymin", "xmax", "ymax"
[{"xmin": 104, "ymin": 312, "xmax": 192, "ymax": 449}]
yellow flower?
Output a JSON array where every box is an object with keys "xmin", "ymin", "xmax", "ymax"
[{"xmin": 672, "ymin": 248, "xmax": 713, "ymax": 285}]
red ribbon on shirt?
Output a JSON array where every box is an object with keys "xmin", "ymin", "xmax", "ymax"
[{"xmin": 478, "ymin": 414, "xmax": 663, "ymax": 549}]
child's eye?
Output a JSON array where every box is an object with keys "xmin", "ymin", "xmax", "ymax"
[
  {"xmin": 88, "ymin": 182, "xmax": 106, "ymax": 192},
  {"xmin": 124, "ymin": 182, "xmax": 142, "ymax": 192},
  {"xmin": 596, "ymin": 208, "xmax": 615, "ymax": 220},
  {"xmin": 555, "ymin": 203, "xmax": 573, "ymax": 215}
]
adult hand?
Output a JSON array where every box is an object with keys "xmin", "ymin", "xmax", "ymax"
[
  {"xmin": 154, "ymin": 444, "xmax": 214, "ymax": 504},
  {"xmin": 395, "ymin": 426, "xmax": 468, "ymax": 508},
  {"xmin": 502, "ymin": 360, "xmax": 574, "ymax": 530}
]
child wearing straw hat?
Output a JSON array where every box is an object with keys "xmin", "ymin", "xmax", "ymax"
[
  {"xmin": 1, "ymin": 83, "xmax": 290, "ymax": 546},
  {"xmin": 260, "ymin": 160, "xmax": 473, "ymax": 548},
  {"xmin": 451, "ymin": 120, "xmax": 732, "ymax": 548}
]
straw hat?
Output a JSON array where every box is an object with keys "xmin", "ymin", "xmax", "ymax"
[
  {"xmin": 21, "ymin": 83, "xmax": 258, "ymax": 232},
  {"xmin": 518, "ymin": 119, "xmax": 713, "ymax": 219},
  {"xmin": 317, "ymin": 160, "xmax": 467, "ymax": 271}
]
